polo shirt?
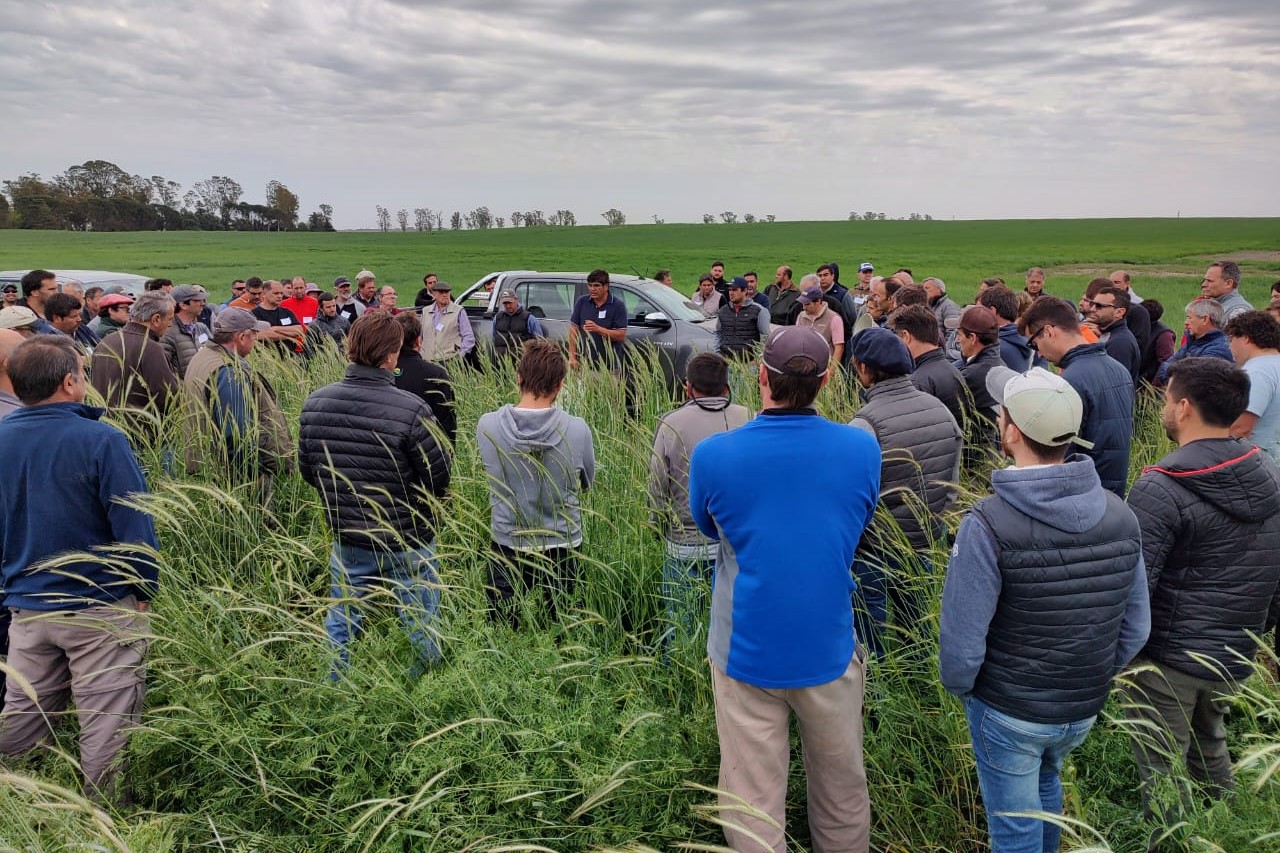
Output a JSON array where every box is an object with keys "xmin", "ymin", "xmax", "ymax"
[
  {"xmin": 1244, "ymin": 354, "xmax": 1280, "ymax": 462},
  {"xmin": 570, "ymin": 291, "xmax": 627, "ymax": 364}
]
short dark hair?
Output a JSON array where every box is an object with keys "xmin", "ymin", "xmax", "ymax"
[
  {"xmin": 893, "ymin": 285, "xmax": 927, "ymax": 307},
  {"xmin": 245, "ymin": 277, "xmax": 264, "ymax": 291},
  {"xmin": 1270, "ymin": 279, "xmax": 1280, "ymax": 296},
  {"xmin": 883, "ymin": 277, "xmax": 903, "ymax": 299},
  {"xmin": 1213, "ymin": 261, "xmax": 1242, "ymax": 288},
  {"xmin": 422, "ymin": 272, "xmax": 438, "ymax": 285},
  {"xmin": 743, "ymin": 270, "xmax": 757, "ymax": 279},
  {"xmin": 1018, "ymin": 296, "xmax": 1081, "ymax": 337},
  {"xmin": 1225, "ymin": 310, "xmax": 1280, "ymax": 351},
  {"xmin": 20, "ymin": 269, "xmax": 55, "ymax": 299},
  {"xmin": 84, "ymin": 286, "xmax": 103, "ymax": 300},
  {"xmin": 145, "ymin": 278, "xmax": 173, "ymax": 292},
  {"xmin": 8, "ymin": 335, "xmax": 80, "ymax": 404},
  {"xmin": 685, "ymin": 352, "xmax": 730, "ymax": 395},
  {"xmin": 888, "ymin": 305, "xmax": 942, "ymax": 346},
  {"xmin": 816, "ymin": 263, "xmax": 834, "ymax": 276},
  {"xmin": 232, "ymin": 279, "xmax": 246, "ymax": 287},
  {"xmin": 766, "ymin": 358, "xmax": 824, "ymax": 408},
  {"xmin": 587, "ymin": 269, "xmax": 610, "ymax": 287},
  {"xmin": 1166, "ymin": 357, "xmax": 1249, "ymax": 427},
  {"xmin": 316, "ymin": 291, "xmax": 335, "ymax": 307},
  {"xmin": 517, "ymin": 339, "xmax": 566, "ymax": 397},
  {"xmin": 1084, "ymin": 278, "xmax": 1112, "ymax": 300},
  {"xmin": 982, "ymin": 277, "xmax": 1005, "ymax": 288},
  {"xmin": 978, "ymin": 285, "xmax": 1019, "ymax": 323},
  {"xmin": 393, "ymin": 311, "xmax": 423, "ymax": 351},
  {"xmin": 44, "ymin": 292, "xmax": 82, "ymax": 321},
  {"xmin": 698, "ymin": 273, "xmax": 714, "ymax": 284},
  {"xmin": 346, "ymin": 311, "xmax": 404, "ymax": 368},
  {"xmin": 1144, "ymin": 298, "xmax": 1166, "ymax": 324},
  {"xmin": 710, "ymin": 260, "xmax": 725, "ymax": 269},
  {"xmin": 653, "ymin": 268, "xmax": 671, "ymax": 282},
  {"xmin": 1096, "ymin": 286, "xmax": 1130, "ymax": 313},
  {"xmin": 779, "ymin": 266, "xmax": 793, "ymax": 280}
]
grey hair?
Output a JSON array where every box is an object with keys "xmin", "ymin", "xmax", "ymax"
[
  {"xmin": 129, "ymin": 291, "xmax": 175, "ymax": 323},
  {"xmin": 925, "ymin": 277, "xmax": 946, "ymax": 294},
  {"xmin": 1027, "ymin": 267, "xmax": 1044, "ymax": 277},
  {"xmin": 1212, "ymin": 261, "xmax": 1242, "ymax": 288},
  {"xmin": 1186, "ymin": 298, "xmax": 1225, "ymax": 328},
  {"xmin": 798, "ymin": 273, "xmax": 820, "ymax": 289}
]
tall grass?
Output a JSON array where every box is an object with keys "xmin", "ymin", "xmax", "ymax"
[{"xmin": 0, "ymin": 348, "xmax": 1276, "ymax": 852}]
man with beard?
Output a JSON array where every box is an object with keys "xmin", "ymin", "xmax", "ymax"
[{"xmin": 765, "ymin": 266, "xmax": 800, "ymax": 325}]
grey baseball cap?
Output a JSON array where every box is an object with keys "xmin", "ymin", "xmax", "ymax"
[
  {"xmin": 171, "ymin": 284, "xmax": 208, "ymax": 304},
  {"xmin": 212, "ymin": 307, "xmax": 270, "ymax": 335}
]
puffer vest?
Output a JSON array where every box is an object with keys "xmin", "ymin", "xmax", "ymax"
[
  {"xmin": 493, "ymin": 309, "xmax": 534, "ymax": 358},
  {"xmin": 717, "ymin": 301, "xmax": 764, "ymax": 357},
  {"xmin": 971, "ymin": 490, "xmax": 1141, "ymax": 724},
  {"xmin": 856, "ymin": 376, "xmax": 961, "ymax": 551}
]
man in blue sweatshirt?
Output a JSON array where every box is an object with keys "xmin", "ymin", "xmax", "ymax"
[
  {"xmin": 941, "ymin": 366, "xmax": 1150, "ymax": 853},
  {"xmin": 689, "ymin": 327, "xmax": 882, "ymax": 853},
  {"xmin": 0, "ymin": 335, "xmax": 158, "ymax": 806}
]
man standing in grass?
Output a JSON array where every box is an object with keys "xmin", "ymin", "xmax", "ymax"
[
  {"xmin": 477, "ymin": 339, "xmax": 595, "ymax": 624},
  {"xmin": 690, "ymin": 327, "xmax": 881, "ymax": 852},
  {"xmin": 941, "ymin": 366, "xmax": 1149, "ymax": 853},
  {"xmin": 1125, "ymin": 357, "xmax": 1280, "ymax": 818},
  {"xmin": 299, "ymin": 312, "xmax": 452, "ymax": 675},
  {"xmin": 1226, "ymin": 311, "xmax": 1280, "ymax": 461},
  {"xmin": 0, "ymin": 335, "xmax": 158, "ymax": 806},
  {"xmin": 1200, "ymin": 261, "xmax": 1252, "ymax": 321}
]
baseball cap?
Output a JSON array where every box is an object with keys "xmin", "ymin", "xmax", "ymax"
[
  {"xmin": 430, "ymin": 280, "xmax": 452, "ymax": 292},
  {"xmin": 859, "ymin": 262, "xmax": 874, "ymax": 273},
  {"xmin": 986, "ymin": 366, "xmax": 1094, "ymax": 449},
  {"xmin": 1, "ymin": 283, "xmax": 17, "ymax": 293},
  {"xmin": 213, "ymin": 307, "xmax": 270, "ymax": 335},
  {"xmin": 959, "ymin": 304, "xmax": 1000, "ymax": 335},
  {"xmin": 171, "ymin": 284, "xmax": 207, "ymax": 303},
  {"xmin": 305, "ymin": 282, "xmax": 321, "ymax": 294},
  {"xmin": 848, "ymin": 327, "xmax": 914, "ymax": 376},
  {"xmin": 499, "ymin": 290, "xmax": 517, "ymax": 301},
  {"xmin": 762, "ymin": 327, "xmax": 830, "ymax": 377},
  {"xmin": 727, "ymin": 276, "xmax": 749, "ymax": 290},
  {"xmin": 0, "ymin": 306, "xmax": 38, "ymax": 330},
  {"xmin": 798, "ymin": 285, "xmax": 824, "ymax": 305},
  {"xmin": 98, "ymin": 293, "xmax": 135, "ymax": 309},
  {"xmin": 355, "ymin": 269, "xmax": 376, "ymax": 282},
  {"xmin": 334, "ymin": 276, "xmax": 352, "ymax": 288}
]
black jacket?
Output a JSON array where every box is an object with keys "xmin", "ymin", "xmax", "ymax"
[
  {"xmin": 299, "ymin": 365, "xmax": 451, "ymax": 549},
  {"xmin": 1101, "ymin": 318, "xmax": 1142, "ymax": 386},
  {"xmin": 394, "ymin": 349, "xmax": 457, "ymax": 444},
  {"xmin": 1127, "ymin": 439, "xmax": 1280, "ymax": 682},
  {"xmin": 911, "ymin": 347, "xmax": 968, "ymax": 429},
  {"xmin": 1058, "ymin": 342, "xmax": 1134, "ymax": 497}
]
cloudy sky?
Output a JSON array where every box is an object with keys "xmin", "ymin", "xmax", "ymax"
[{"xmin": 2, "ymin": 0, "xmax": 1277, "ymax": 228}]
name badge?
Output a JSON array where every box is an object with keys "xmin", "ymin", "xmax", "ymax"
[
  {"xmin": 597, "ymin": 310, "xmax": 607, "ymax": 319},
  {"xmin": 303, "ymin": 317, "xmax": 313, "ymax": 324},
  {"xmin": 197, "ymin": 333, "xmax": 209, "ymax": 344},
  {"xmin": 280, "ymin": 317, "xmax": 292, "ymax": 325},
  {"xmin": 435, "ymin": 323, "xmax": 445, "ymax": 332}
]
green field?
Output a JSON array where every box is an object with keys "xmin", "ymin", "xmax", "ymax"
[
  {"xmin": 3, "ymin": 218, "xmax": 1278, "ymax": 308},
  {"xmin": 1, "ymin": 221, "xmax": 1279, "ymax": 852}
]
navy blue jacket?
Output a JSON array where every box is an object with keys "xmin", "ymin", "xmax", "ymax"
[
  {"xmin": 0, "ymin": 403, "xmax": 158, "ymax": 609},
  {"xmin": 997, "ymin": 324, "xmax": 1046, "ymax": 372},
  {"xmin": 1058, "ymin": 343, "xmax": 1135, "ymax": 497},
  {"xmin": 1155, "ymin": 329, "xmax": 1233, "ymax": 385}
]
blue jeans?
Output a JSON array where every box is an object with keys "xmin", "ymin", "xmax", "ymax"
[
  {"xmin": 324, "ymin": 541, "xmax": 442, "ymax": 675},
  {"xmin": 661, "ymin": 552, "xmax": 713, "ymax": 648},
  {"xmin": 852, "ymin": 551, "xmax": 932, "ymax": 658},
  {"xmin": 965, "ymin": 695, "xmax": 1095, "ymax": 853}
]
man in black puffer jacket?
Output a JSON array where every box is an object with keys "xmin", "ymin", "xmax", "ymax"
[
  {"xmin": 300, "ymin": 311, "xmax": 452, "ymax": 675},
  {"xmin": 1125, "ymin": 357, "xmax": 1280, "ymax": 814}
]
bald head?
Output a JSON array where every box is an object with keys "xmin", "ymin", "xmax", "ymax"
[{"xmin": 1108, "ymin": 270, "xmax": 1131, "ymax": 290}]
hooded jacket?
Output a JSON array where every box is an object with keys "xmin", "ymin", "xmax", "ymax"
[
  {"xmin": 476, "ymin": 404, "xmax": 596, "ymax": 550},
  {"xmin": 997, "ymin": 323, "xmax": 1047, "ymax": 372},
  {"xmin": 1155, "ymin": 329, "xmax": 1233, "ymax": 385},
  {"xmin": 941, "ymin": 457, "xmax": 1150, "ymax": 723},
  {"xmin": 1058, "ymin": 342, "xmax": 1135, "ymax": 496},
  {"xmin": 1127, "ymin": 439, "xmax": 1280, "ymax": 682}
]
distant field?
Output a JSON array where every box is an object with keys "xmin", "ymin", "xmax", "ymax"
[{"xmin": 2, "ymin": 218, "xmax": 1278, "ymax": 307}]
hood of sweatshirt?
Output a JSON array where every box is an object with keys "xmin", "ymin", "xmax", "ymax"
[
  {"xmin": 999, "ymin": 323, "xmax": 1034, "ymax": 361},
  {"xmin": 990, "ymin": 455, "xmax": 1109, "ymax": 534},
  {"xmin": 1142, "ymin": 438, "xmax": 1280, "ymax": 523},
  {"xmin": 495, "ymin": 404, "xmax": 573, "ymax": 454}
]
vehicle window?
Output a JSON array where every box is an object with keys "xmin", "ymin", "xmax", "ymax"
[
  {"xmin": 615, "ymin": 287, "xmax": 659, "ymax": 320},
  {"xmin": 518, "ymin": 281, "xmax": 576, "ymax": 321}
]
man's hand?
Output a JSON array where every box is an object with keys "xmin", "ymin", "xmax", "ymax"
[
  {"xmin": 569, "ymin": 355, "xmax": 580, "ymax": 370},
  {"xmin": 583, "ymin": 320, "xmax": 600, "ymax": 333},
  {"xmin": 136, "ymin": 600, "xmax": 151, "ymax": 612}
]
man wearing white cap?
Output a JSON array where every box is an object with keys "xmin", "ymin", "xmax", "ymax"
[{"xmin": 940, "ymin": 366, "xmax": 1150, "ymax": 853}]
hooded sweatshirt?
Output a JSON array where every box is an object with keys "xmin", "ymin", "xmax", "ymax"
[
  {"xmin": 1127, "ymin": 438, "xmax": 1280, "ymax": 681},
  {"xmin": 941, "ymin": 456, "xmax": 1150, "ymax": 701},
  {"xmin": 997, "ymin": 323, "xmax": 1047, "ymax": 372},
  {"xmin": 477, "ymin": 404, "xmax": 596, "ymax": 550}
]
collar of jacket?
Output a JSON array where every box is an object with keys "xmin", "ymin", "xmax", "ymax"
[
  {"xmin": 1058, "ymin": 341, "xmax": 1105, "ymax": 367},
  {"xmin": 123, "ymin": 320, "xmax": 160, "ymax": 341},
  {"xmin": 914, "ymin": 347, "xmax": 946, "ymax": 367},
  {"xmin": 863, "ymin": 374, "xmax": 915, "ymax": 400},
  {"xmin": 344, "ymin": 363, "xmax": 395, "ymax": 384},
  {"xmin": 9, "ymin": 401, "xmax": 106, "ymax": 421}
]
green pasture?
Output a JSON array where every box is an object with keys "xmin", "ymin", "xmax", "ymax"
[{"xmin": 2, "ymin": 217, "xmax": 1278, "ymax": 307}]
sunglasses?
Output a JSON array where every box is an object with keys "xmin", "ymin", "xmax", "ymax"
[
  {"xmin": 1027, "ymin": 325, "xmax": 1052, "ymax": 351},
  {"xmin": 1082, "ymin": 299, "xmax": 1114, "ymax": 310}
]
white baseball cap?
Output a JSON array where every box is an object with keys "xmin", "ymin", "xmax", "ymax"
[{"xmin": 986, "ymin": 366, "xmax": 1094, "ymax": 449}]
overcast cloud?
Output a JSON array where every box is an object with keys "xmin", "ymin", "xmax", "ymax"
[{"xmin": 1, "ymin": 0, "xmax": 1277, "ymax": 227}]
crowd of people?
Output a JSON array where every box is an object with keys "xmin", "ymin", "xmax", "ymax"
[{"xmin": 1, "ymin": 258, "xmax": 1279, "ymax": 853}]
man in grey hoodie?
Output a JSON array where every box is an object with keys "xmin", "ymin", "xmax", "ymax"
[
  {"xmin": 477, "ymin": 339, "xmax": 596, "ymax": 624},
  {"xmin": 647, "ymin": 352, "xmax": 750, "ymax": 647},
  {"xmin": 940, "ymin": 366, "xmax": 1150, "ymax": 853}
]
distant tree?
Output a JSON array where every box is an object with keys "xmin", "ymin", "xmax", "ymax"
[
  {"xmin": 306, "ymin": 211, "xmax": 327, "ymax": 230},
  {"xmin": 552, "ymin": 209, "xmax": 576, "ymax": 226},
  {"xmin": 766, "ymin": 214, "xmax": 776, "ymax": 223},
  {"xmin": 720, "ymin": 211, "xmax": 737, "ymax": 224},
  {"xmin": 413, "ymin": 207, "xmax": 432, "ymax": 232},
  {"xmin": 265, "ymin": 180, "xmax": 299, "ymax": 230},
  {"xmin": 0, "ymin": 193, "xmax": 11, "ymax": 228},
  {"xmin": 864, "ymin": 210, "xmax": 877, "ymax": 222},
  {"xmin": 450, "ymin": 210, "xmax": 462, "ymax": 230},
  {"xmin": 511, "ymin": 211, "xmax": 522, "ymax": 227},
  {"xmin": 702, "ymin": 213, "xmax": 715, "ymax": 225},
  {"xmin": 528, "ymin": 209, "xmax": 546, "ymax": 226},
  {"xmin": 149, "ymin": 176, "xmax": 181, "ymax": 208},
  {"xmin": 376, "ymin": 205, "xmax": 391, "ymax": 233},
  {"xmin": 469, "ymin": 206, "xmax": 493, "ymax": 229},
  {"xmin": 743, "ymin": 213, "xmax": 756, "ymax": 224},
  {"xmin": 877, "ymin": 212, "xmax": 886, "ymax": 221},
  {"xmin": 652, "ymin": 214, "xmax": 664, "ymax": 225},
  {"xmin": 924, "ymin": 214, "xmax": 933, "ymax": 221},
  {"xmin": 601, "ymin": 208, "xmax": 626, "ymax": 226},
  {"xmin": 848, "ymin": 212, "xmax": 861, "ymax": 221},
  {"xmin": 397, "ymin": 209, "xmax": 409, "ymax": 231},
  {"xmin": 495, "ymin": 216, "xmax": 505, "ymax": 228}
]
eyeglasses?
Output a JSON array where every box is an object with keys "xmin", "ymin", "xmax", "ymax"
[
  {"xmin": 1082, "ymin": 299, "xmax": 1115, "ymax": 310},
  {"xmin": 1027, "ymin": 324, "xmax": 1052, "ymax": 351}
]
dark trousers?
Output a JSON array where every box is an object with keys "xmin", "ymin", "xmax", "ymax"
[{"xmin": 487, "ymin": 542, "xmax": 580, "ymax": 625}]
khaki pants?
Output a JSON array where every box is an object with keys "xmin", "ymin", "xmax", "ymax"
[
  {"xmin": 0, "ymin": 598, "xmax": 148, "ymax": 805},
  {"xmin": 711, "ymin": 655, "xmax": 870, "ymax": 853}
]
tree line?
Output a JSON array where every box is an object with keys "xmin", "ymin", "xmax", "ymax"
[{"xmin": 0, "ymin": 160, "xmax": 335, "ymax": 232}]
